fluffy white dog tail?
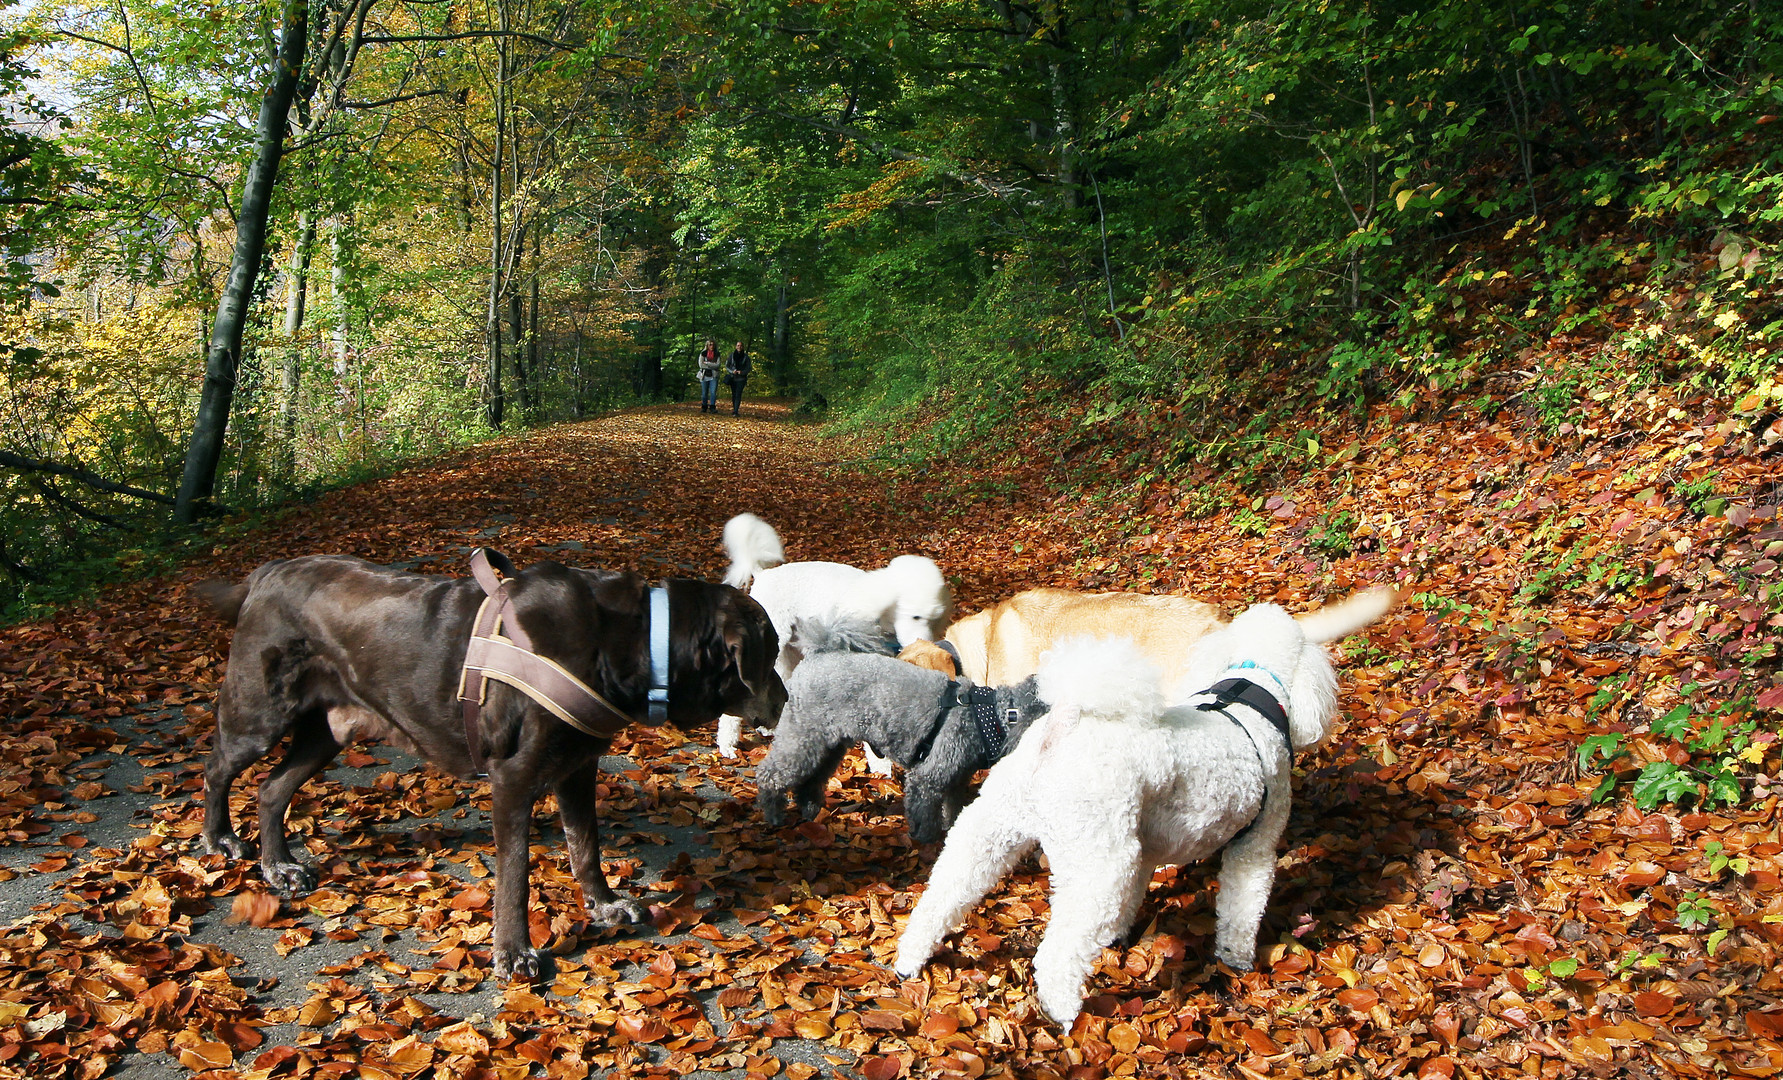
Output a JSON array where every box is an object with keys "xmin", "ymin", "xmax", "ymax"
[
  {"xmin": 722, "ymin": 513, "xmax": 784, "ymax": 589},
  {"xmin": 1296, "ymin": 586, "xmax": 1401, "ymax": 643},
  {"xmin": 1035, "ymin": 636, "xmax": 1166, "ymax": 726}
]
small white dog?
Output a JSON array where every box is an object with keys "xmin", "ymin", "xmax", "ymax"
[
  {"xmin": 893, "ymin": 588, "xmax": 1395, "ymax": 1028},
  {"xmin": 716, "ymin": 513, "xmax": 953, "ymax": 759}
]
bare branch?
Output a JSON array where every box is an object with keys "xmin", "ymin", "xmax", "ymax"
[
  {"xmin": 0, "ymin": 449, "xmax": 174, "ymax": 506},
  {"xmin": 361, "ymin": 29, "xmax": 582, "ymax": 52}
]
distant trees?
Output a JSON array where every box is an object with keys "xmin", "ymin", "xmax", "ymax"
[{"xmin": 0, "ymin": 0, "xmax": 1776, "ymax": 604}]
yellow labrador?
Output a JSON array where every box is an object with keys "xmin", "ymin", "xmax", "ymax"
[{"xmin": 901, "ymin": 586, "xmax": 1395, "ymax": 700}]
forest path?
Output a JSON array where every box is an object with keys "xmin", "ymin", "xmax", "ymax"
[
  {"xmin": 0, "ymin": 397, "xmax": 1766, "ymax": 1080},
  {"xmin": 0, "ymin": 400, "xmax": 985, "ymax": 1080}
]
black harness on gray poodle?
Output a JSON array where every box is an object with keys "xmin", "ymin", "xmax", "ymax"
[{"xmin": 907, "ymin": 682, "xmax": 1020, "ymax": 768}]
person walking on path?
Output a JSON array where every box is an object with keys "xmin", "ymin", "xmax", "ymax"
[
  {"xmin": 725, "ymin": 341, "xmax": 752, "ymax": 416},
  {"xmin": 696, "ymin": 339, "xmax": 722, "ymax": 412}
]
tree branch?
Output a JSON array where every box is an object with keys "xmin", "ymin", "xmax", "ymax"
[
  {"xmin": 339, "ymin": 87, "xmax": 451, "ymax": 109},
  {"xmin": 360, "ymin": 29, "xmax": 581, "ymax": 52},
  {"xmin": 769, "ymin": 110, "xmax": 1030, "ymax": 199},
  {"xmin": 0, "ymin": 449, "xmax": 175, "ymax": 506},
  {"xmin": 26, "ymin": 476, "xmax": 131, "ymax": 529}
]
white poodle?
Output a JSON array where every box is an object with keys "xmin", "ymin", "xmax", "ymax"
[
  {"xmin": 893, "ymin": 588, "xmax": 1396, "ymax": 1028},
  {"xmin": 716, "ymin": 513, "xmax": 952, "ymax": 759}
]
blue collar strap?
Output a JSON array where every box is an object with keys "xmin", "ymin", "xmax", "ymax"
[
  {"xmin": 1226, "ymin": 660, "xmax": 1289, "ymax": 704},
  {"xmin": 648, "ymin": 586, "xmax": 670, "ymax": 723}
]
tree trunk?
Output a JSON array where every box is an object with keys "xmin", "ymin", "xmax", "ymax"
[
  {"xmin": 772, "ymin": 276, "xmax": 789, "ymax": 373},
  {"xmin": 509, "ymin": 286, "xmax": 528, "ymax": 413},
  {"xmin": 528, "ymin": 223, "xmax": 540, "ymax": 408},
  {"xmin": 277, "ymin": 210, "xmax": 315, "ymax": 478},
  {"xmin": 329, "ymin": 216, "xmax": 352, "ymax": 434},
  {"xmin": 484, "ymin": 2, "xmax": 509, "ymax": 430},
  {"xmin": 174, "ymin": 0, "xmax": 309, "ymax": 524},
  {"xmin": 1049, "ymin": 58, "xmax": 1080, "ymax": 210}
]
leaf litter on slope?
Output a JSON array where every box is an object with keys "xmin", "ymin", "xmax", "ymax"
[{"xmin": 0, "ymin": 397, "xmax": 1778, "ymax": 1078}]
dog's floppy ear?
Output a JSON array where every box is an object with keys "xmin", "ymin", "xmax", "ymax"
[
  {"xmin": 897, "ymin": 639, "xmax": 958, "ymax": 676},
  {"xmin": 721, "ymin": 594, "xmax": 786, "ymax": 719},
  {"xmin": 481, "ymin": 548, "xmax": 521, "ymax": 580}
]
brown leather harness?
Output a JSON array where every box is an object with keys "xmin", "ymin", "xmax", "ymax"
[{"xmin": 456, "ymin": 549, "xmax": 653, "ymax": 776}]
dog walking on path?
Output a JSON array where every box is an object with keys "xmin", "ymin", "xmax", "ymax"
[{"xmin": 895, "ymin": 588, "xmax": 1397, "ymax": 1027}]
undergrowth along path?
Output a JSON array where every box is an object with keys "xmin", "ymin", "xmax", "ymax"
[{"xmin": 0, "ymin": 397, "xmax": 1777, "ymax": 1079}]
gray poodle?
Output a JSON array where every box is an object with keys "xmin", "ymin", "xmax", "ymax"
[{"xmin": 756, "ymin": 619, "xmax": 1049, "ymax": 843}]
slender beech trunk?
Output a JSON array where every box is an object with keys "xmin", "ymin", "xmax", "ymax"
[
  {"xmin": 329, "ymin": 217, "xmax": 351, "ymax": 415},
  {"xmin": 509, "ymin": 286, "xmax": 528, "ymax": 412},
  {"xmin": 278, "ymin": 210, "xmax": 316, "ymax": 475},
  {"xmin": 527, "ymin": 223, "xmax": 540, "ymax": 407},
  {"xmin": 484, "ymin": 3, "xmax": 509, "ymax": 430},
  {"xmin": 174, "ymin": 0, "xmax": 309, "ymax": 524},
  {"xmin": 772, "ymin": 276, "xmax": 789, "ymax": 370}
]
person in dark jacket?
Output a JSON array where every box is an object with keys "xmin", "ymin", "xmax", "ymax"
[{"xmin": 725, "ymin": 341, "xmax": 751, "ymax": 416}]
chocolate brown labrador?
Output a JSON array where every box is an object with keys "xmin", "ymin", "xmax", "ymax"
[{"xmin": 195, "ymin": 554, "xmax": 785, "ymax": 978}]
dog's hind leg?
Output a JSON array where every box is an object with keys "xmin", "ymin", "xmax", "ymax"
[
  {"xmin": 1211, "ymin": 814, "xmax": 1286, "ymax": 971},
  {"xmin": 254, "ymin": 711, "xmax": 343, "ymax": 894},
  {"xmin": 1029, "ymin": 835, "xmax": 1148, "ymax": 1029},
  {"xmin": 554, "ymin": 761, "xmax": 648, "ymax": 928},
  {"xmin": 894, "ymin": 797, "xmax": 1033, "ymax": 980}
]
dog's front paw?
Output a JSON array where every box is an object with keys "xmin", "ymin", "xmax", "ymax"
[
  {"xmin": 716, "ymin": 715, "xmax": 743, "ymax": 758},
  {"xmin": 892, "ymin": 941, "xmax": 931, "ymax": 981},
  {"xmin": 907, "ymin": 820, "xmax": 942, "ymax": 847},
  {"xmin": 262, "ymin": 860, "xmax": 317, "ymax": 895},
  {"xmin": 1214, "ymin": 947, "xmax": 1256, "ymax": 972},
  {"xmin": 586, "ymin": 897, "xmax": 649, "ymax": 928},
  {"xmin": 492, "ymin": 944, "xmax": 544, "ymax": 981},
  {"xmin": 205, "ymin": 833, "xmax": 253, "ymax": 861},
  {"xmin": 757, "ymin": 794, "xmax": 787, "ymax": 826},
  {"xmin": 1036, "ymin": 986, "xmax": 1084, "ymax": 1030}
]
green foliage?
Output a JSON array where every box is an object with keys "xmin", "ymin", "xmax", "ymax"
[
  {"xmin": 1704, "ymin": 841, "xmax": 1750, "ymax": 880},
  {"xmin": 1584, "ymin": 691, "xmax": 1762, "ymax": 810},
  {"xmin": 0, "ymin": 30, "xmax": 84, "ymax": 335},
  {"xmin": 1676, "ymin": 892, "xmax": 1717, "ymax": 931},
  {"xmin": 1305, "ymin": 511, "xmax": 1357, "ymax": 561},
  {"xmin": 1231, "ymin": 506, "xmax": 1270, "ymax": 539},
  {"xmin": 1674, "ymin": 472, "xmax": 1726, "ymax": 518}
]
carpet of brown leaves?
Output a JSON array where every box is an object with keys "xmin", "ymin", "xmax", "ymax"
[{"xmin": 0, "ymin": 392, "xmax": 1778, "ymax": 1080}]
